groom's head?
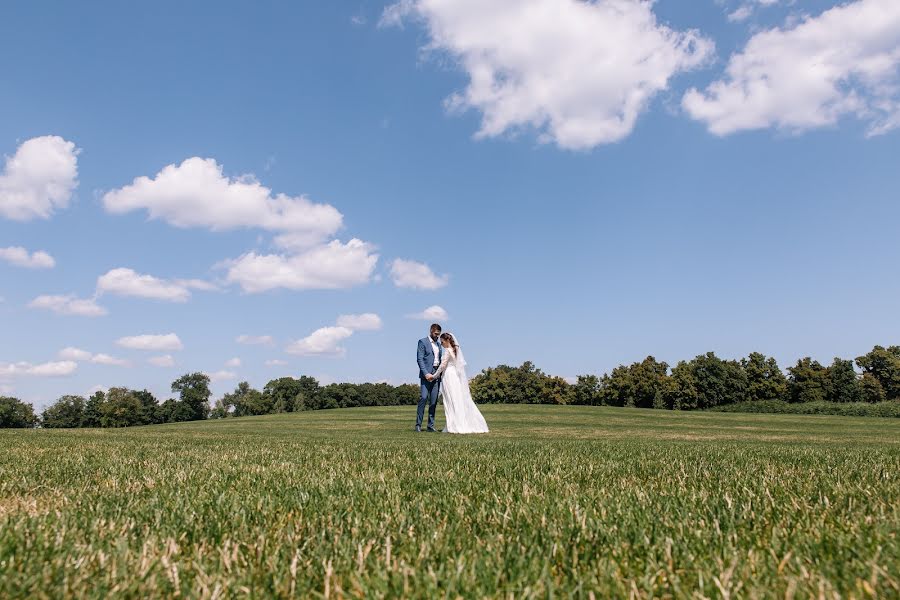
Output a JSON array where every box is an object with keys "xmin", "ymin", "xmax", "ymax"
[{"xmin": 430, "ymin": 323, "xmax": 442, "ymax": 340}]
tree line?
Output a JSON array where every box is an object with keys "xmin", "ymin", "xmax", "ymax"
[{"xmin": 1, "ymin": 344, "xmax": 898, "ymax": 428}]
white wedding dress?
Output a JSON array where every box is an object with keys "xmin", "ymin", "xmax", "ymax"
[{"xmin": 434, "ymin": 342, "xmax": 489, "ymax": 434}]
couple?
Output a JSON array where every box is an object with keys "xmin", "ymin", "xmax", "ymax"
[{"xmin": 416, "ymin": 323, "xmax": 489, "ymax": 434}]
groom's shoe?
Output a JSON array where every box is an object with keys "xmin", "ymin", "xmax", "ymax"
[{"xmin": 426, "ymin": 427, "xmax": 436, "ymax": 432}]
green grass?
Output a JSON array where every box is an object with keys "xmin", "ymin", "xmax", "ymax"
[{"xmin": 1, "ymin": 406, "xmax": 898, "ymax": 598}]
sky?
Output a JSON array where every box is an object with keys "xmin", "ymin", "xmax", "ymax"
[{"xmin": 1, "ymin": 0, "xmax": 899, "ymax": 409}]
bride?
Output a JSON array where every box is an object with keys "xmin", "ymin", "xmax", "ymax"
[{"xmin": 430, "ymin": 332, "xmax": 489, "ymax": 434}]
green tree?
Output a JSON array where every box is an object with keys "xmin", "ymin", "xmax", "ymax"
[
  {"xmin": 133, "ymin": 389, "xmax": 160, "ymax": 425},
  {"xmin": 787, "ymin": 358, "xmax": 830, "ymax": 403},
  {"xmin": 171, "ymin": 373, "xmax": 211, "ymax": 421},
  {"xmin": 263, "ymin": 376, "xmax": 319, "ymax": 412},
  {"xmin": 828, "ymin": 358, "xmax": 861, "ymax": 403},
  {"xmin": 83, "ymin": 390, "xmax": 105, "ymax": 427},
  {"xmin": 0, "ymin": 396, "xmax": 38, "ymax": 428},
  {"xmin": 225, "ymin": 382, "xmax": 270, "ymax": 416},
  {"xmin": 659, "ymin": 353, "xmax": 745, "ymax": 410},
  {"xmin": 859, "ymin": 373, "xmax": 886, "ymax": 404},
  {"xmin": 855, "ymin": 345, "xmax": 900, "ymax": 400},
  {"xmin": 573, "ymin": 375, "xmax": 601, "ymax": 406},
  {"xmin": 741, "ymin": 352, "xmax": 787, "ymax": 402},
  {"xmin": 661, "ymin": 361, "xmax": 699, "ymax": 410},
  {"xmin": 41, "ymin": 395, "xmax": 86, "ymax": 428},
  {"xmin": 99, "ymin": 388, "xmax": 143, "ymax": 427},
  {"xmin": 540, "ymin": 376, "xmax": 575, "ymax": 405},
  {"xmin": 598, "ymin": 357, "xmax": 669, "ymax": 408}
]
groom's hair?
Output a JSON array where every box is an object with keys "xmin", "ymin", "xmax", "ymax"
[{"xmin": 430, "ymin": 323, "xmax": 442, "ymax": 333}]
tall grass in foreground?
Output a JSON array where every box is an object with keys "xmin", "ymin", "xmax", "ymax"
[{"xmin": 1, "ymin": 405, "xmax": 898, "ymax": 598}]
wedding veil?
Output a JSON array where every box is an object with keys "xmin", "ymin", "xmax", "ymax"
[{"xmin": 446, "ymin": 332, "xmax": 469, "ymax": 384}]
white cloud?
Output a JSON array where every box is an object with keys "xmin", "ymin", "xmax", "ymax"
[
  {"xmin": 59, "ymin": 347, "xmax": 129, "ymax": 367},
  {"xmin": 0, "ymin": 136, "xmax": 80, "ymax": 221},
  {"xmin": 236, "ymin": 334, "xmax": 274, "ymax": 345},
  {"xmin": 116, "ymin": 333, "xmax": 183, "ymax": 351},
  {"xmin": 224, "ymin": 357, "xmax": 241, "ymax": 368},
  {"xmin": 382, "ymin": 0, "xmax": 713, "ymax": 149},
  {"xmin": 58, "ymin": 347, "xmax": 93, "ymax": 361},
  {"xmin": 224, "ymin": 239, "xmax": 379, "ymax": 293},
  {"xmin": 0, "ymin": 360, "xmax": 78, "ymax": 378},
  {"xmin": 97, "ymin": 268, "xmax": 194, "ymax": 302},
  {"xmin": 206, "ymin": 370, "xmax": 237, "ymax": 382},
  {"xmin": 148, "ymin": 355, "xmax": 176, "ymax": 367},
  {"xmin": 390, "ymin": 259, "xmax": 448, "ymax": 290},
  {"xmin": 727, "ymin": 6, "xmax": 753, "ymax": 22},
  {"xmin": 0, "ymin": 246, "xmax": 55, "ymax": 269},
  {"xmin": 336, "ymin": 313, "xmax": 383, "ymax": 331},
  {"xmin": 102, "ymin": 157, "xmax": 343, "ymax": 244},
  {"xmin": 684, "ymin": 0, "xmax": 900, "ymax": 136},
  {"xmin": 265, "ymin": 359, "xmax": 288, "ymax": 366},
  {"xmin": 286, "ymin": 326, "xmax": 354, "ymax": 357},
  {"xmin": 90, "ymin": 353, "xmax": 131, "ymax": 367},
  {"xmin": 28, "ymin": 294, "xmax": 107, "ymax": 317},
  {"xmin": 407, "ymin": 305, "xmax": 449, "ymax": 321}
]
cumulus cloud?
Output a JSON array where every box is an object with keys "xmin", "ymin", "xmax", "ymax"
[
  {"xmin": 224, "ymin": 239, "xmax": 379, "ymax": 293},
  {"xmin": 336, "ymin": 313, "xmax": 383, "ymax": 331},
  {"xmin": 286, "ymin": 326, "xmax": 354, "ymax": 357},
  {"xmin": 390, "ymin": 259, "xmax": 448, "ymax": 290},
  {"xmin": 96, "ymin": 268, "xmax": 195, "ymax": 302},
  {"xmin": 684, "ymin": 0, "xmax": 900, "ymax": 136},
  {"xmin": 0, "ymin": 360, "xmax": 78, "ymax": 378},
  {"xmin": 28, "ymin": 294, "xmax": 107, "ymax": 317},
  {"xmin": 60, "ymin": 346, "xmax": 131, "ymax": 367},
  {"xmin": 0, "ymin": 246, "xmax": 55, "ymax": 269},
  {"xmin": 102, "ymin": 157, "xmax": 343, "ymax": 245},
  {"xmin": 148, "ymin": 355, "xmax": 176, "ymax": 367},
  {"xmin": 236, "ymin": 334, "xmax": 274, "ymax": 345},
  {"xmin": 407, "ymin": 305, "xmax": 449, "ymax": 321},
  {"xmin": 206, "ymin": 370, "xmax": 237, "ymax": 382},
  {"xmin": 116, "ymin": 333, "xmax": 183, "ymax": 351},
  {"xmin": 0, "ymin": 136, "xmax": 80, "ymax": 221},
  {"xmin": 224, "ymin": 357, "xmax": 241, "ymax": 368},
  {"xmin": 382, "ymin": 0, "xmax": 714, "ymax": 149}
]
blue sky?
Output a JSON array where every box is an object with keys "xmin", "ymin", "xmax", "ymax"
[{"xmin": 2, "ymin": 0, "xmax": 899, "ymax": 408}]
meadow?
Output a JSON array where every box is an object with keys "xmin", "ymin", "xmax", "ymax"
[{"xmin": 1, "ymin": 405, "xmax": 898, "ymax": 598}]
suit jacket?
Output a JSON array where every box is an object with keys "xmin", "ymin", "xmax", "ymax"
[{"xmin": 417, "ymin": 337, "xmax": 444, "ymax": 381}]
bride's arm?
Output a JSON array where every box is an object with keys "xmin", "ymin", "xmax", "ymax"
[{"xmin": 433, "ymin": 350, "xmax": 451, "ymax": 378}]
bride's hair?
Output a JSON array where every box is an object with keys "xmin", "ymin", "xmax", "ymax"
[{"xmin": 439, "ymin": 332, "xmax": 459, "ymax": 355}]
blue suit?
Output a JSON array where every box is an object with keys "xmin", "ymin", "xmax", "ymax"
[{"xmin": 416, "ymin": 336, "xmax": 443, "ymax": 430}]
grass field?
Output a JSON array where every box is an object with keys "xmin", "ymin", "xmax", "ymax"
[{"xmin": 1, "ymin": 406, "xmax": 898, "ymax": 598}]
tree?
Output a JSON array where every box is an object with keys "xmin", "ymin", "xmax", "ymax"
[
  {"xmin": 263, "ymin": 376, "xmax": 319, "ymax": 412},
  {"xmin": 133, "ymin": 389, "xmax": 161, "ymax": 425},
  {"xmin": 99, "ymin": 388, "xmax": 143, "ymax": 427},
  {"xmin": 0, "ymin": 396, "xmax": 38, "ymax": 428},
  {"xmin": 225, "ymin": 382, "xmax": 270, "ymax": 416},
  {"xmin": 694, "ymin": 353, "xmax": 747, "ymax": 409},
  {"xmin": 540, "ymin": 376, "xmax": 575, "ymax": 405},
  {"xmin": 661, "ymin": 361, "xmax": 699, "ymax": 410},
  {"xmin": 171, "ymin": 373, "xmax": 211, "ymax": 421},
  {"xmin": 741, "ymin": 352, "xmax": 787, "ymax": 402},
  {"xmin": 597, "ymin": 357, "xmax": 669, "ymax": 408},
  {"xmin": 573, "ymin": 375, "xmax": 601, "ymax": 406},
  {"xmin": 787, "ymin": 358, "xmax": 830, "ymax": 403},
  {"xmin": 828, "ymin": 358, "xmax": 861, "ymax": 403},
  {"xmin": 41, "ymin": 395, "xmax": 86, "ymax": 428},
  {"xmin": 470, "ymin": 366, "xmax": 513, "ymax": 404},
  {"xmin": 855, "ymin": 346, "xmax": 900, "ymax": 400},
  {"xmin": 859, "ymin": 373, "xmax": 886, "ymax": 404},
  {"xmin": 83, "ymin": 390, "xmax": 105, "ymax": 427}
]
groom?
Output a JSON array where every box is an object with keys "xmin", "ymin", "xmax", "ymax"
[{"xmin": 415, "ymin": 323, "xmax": 443, "ymax": 432}]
